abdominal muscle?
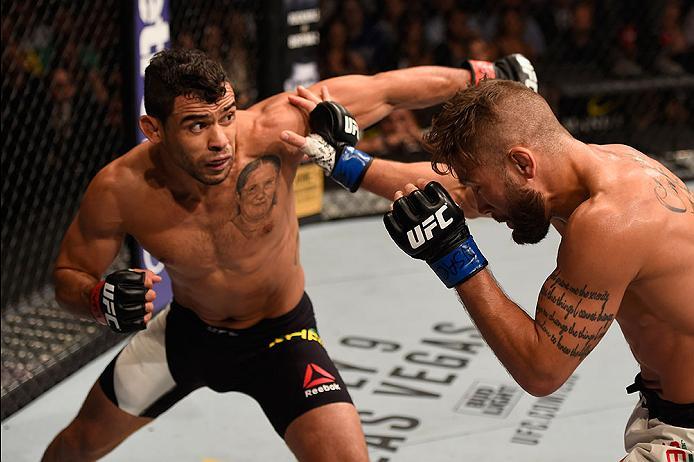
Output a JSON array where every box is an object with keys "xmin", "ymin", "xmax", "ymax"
[
  {"xmin": 165, "ymin": 255, "xmax": 306, "ymax": 329},
  {"xmin": 139, "ymin": 210, "xmax": 307, "ymax": 329},
  {"xmin": 618, "ymin": 291, "xmax": 694, "ymax": 403}
]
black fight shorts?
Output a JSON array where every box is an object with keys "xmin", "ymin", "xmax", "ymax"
[{"xmin": 98, "ymin": 293, "xmax": 353, "ymax": 436}]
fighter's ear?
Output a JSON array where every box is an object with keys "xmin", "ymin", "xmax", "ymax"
[
  {"xmin": 508, "ymin": 147, "xmax": 536, "ymax": 180},
  {"xmin": 139, "ymin": 115, "xmax": 163, "ymax": 143}
]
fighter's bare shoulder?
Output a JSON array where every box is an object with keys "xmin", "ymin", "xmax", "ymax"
[
  {"xmin": 563, "ymin": 195, "xmax": 638, "ymax": 247},
  {"xmin": 83, "ymin": 143, "xmax": 154, "ymax": 210},
  {"xmin": 593, "ymin": 143, "xmax": 693, "ymax": 215},
  {"xmin": 238, "ymin": 92, "xmax": 307, "ymax": 158},
  {"xmin": 560, "ymin": 150, "xmax": 680, "ymax": 270},
  {"xmin": 553, "ymin": 203, "xmax": 645, "ymax": 289}
]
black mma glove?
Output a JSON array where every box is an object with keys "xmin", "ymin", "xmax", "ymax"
[
  {"xmin": 90, "ymin": 269, "xmax": 148, "ymax": 333},
  {"xmin": 309, "ymin": 101, "xmax": 360, "ymax": 149},
  {"xmin": 384, "ymin": 182, "xmax": 488, "ymax": 288},
  {"xmin": 462, "ymin": 53, "xmax": 538, "ymax": 92},
  {"xmin": 302, "ymin": 101, "xmax": 373, "ymax": 192}
]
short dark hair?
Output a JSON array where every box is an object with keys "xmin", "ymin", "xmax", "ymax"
[
  {"xmin": 425, "ymin": 80, "xmax": 566, "ymax": 178},
  {"xmin": 144, "ymin": 48, "xmax": 228, "ymax": 122}
]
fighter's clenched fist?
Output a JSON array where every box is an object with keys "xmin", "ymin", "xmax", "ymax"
[
  {"xmin": 384, "ymin": 181, "xmax": 487, "ymax": 288},
  {"xmin": 90, "ymin": 269, "xmax": 159, "ymax": 333}
]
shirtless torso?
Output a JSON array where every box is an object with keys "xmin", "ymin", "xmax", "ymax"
[
  {"xmin": 389, "ymin": 139, "xmax": 694, "ymax": 458},
  {"xmin": 54, "ymin": 88, "xmax": 312, "ymax": 329},
  {"xmin": 55, "ymin": 66, "xmax": 480, "ymax": 330},
  {"xmin": 577, "ymin": 144, "xmax": 694, "ymax": 403},
  {"xmin": 459, "ymin": 142, "xmax": 694, "ymax": 403},
  {"xmin": 112, "ymin": 113, "xmax": 306, "ymax": 327},
  {"xmin": 384, "ymin": 79, "xmax": 693, "ymax": 459}
]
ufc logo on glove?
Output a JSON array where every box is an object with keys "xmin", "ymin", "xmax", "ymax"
[
  {"xmin": 344, "ymin": 116, "xmax": 358, "ymax": 136},
  {"xmin": 101, "ymin": 282, "xmax": 120, "ymax": 328},
  {"xmin": 407, "ymin": 204, "xmax": 454, "ymax": 249},
  {"xmin": 90, "ymin": 269, "xmax": 149, "ymax": 333},
  {"xmin": 384, "ymin": 182, "xmax": 488, "ymax": 288}
]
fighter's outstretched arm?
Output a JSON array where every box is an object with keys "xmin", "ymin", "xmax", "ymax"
[
  {"xmin": 303, "ymin": 54, "xmax": 537, "ymax": 129},
  {"xmin": 304, "ymin": 66, "xmax": 472, "ymax": 129},
  {"xmin": 275, "ymin": 56, "xmax": 535, "ymax": 209},
  {"xmin": 247, "ymin": 65, "xmax": 471, "ymax": 154},
  {"xmin": 359, "ymin": 159, "xmax": 483, "ymax": 218},
  {"xmin": 252, "ymin": 54, "xmax": 535, "ymax": 156}
]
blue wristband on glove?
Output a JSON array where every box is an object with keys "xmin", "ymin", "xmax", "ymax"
[
  {"xmin": 332, "ymin": 146, "xmax": 374, "ymax": 192},
  {"xmin": 428, "ymin": 236, "xmax": 488, "ymax": 288}
]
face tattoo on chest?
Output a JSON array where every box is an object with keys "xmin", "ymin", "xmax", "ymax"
[{"xmin": 232, "ymin": 155, "xmax": 281, "ymax": 236}]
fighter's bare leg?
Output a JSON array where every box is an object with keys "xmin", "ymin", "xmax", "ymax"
[
  {"xmin": 284, "ymin": 402, "xmax": 369, "ymax": 462},
  {"xmin": 42, "ymin": 380, "xmax": 152, "ymax": 462}
]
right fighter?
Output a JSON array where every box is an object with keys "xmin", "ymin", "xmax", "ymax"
[{"xmin": 289, "ymin": 79, "xmax": 694, "ymax": 461}]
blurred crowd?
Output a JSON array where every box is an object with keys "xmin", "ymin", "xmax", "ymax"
[
  {"xmin": 2, "ymin": 2, "xmax": 129, "ymax": 309},
  {"xmin": 317, "ymin": 0, "xmax": 694, "ymax": 159},
  {"xmin": 2, "ymin": 3, "xmax": 124, "ymax": 150},
  {"xmin": 173, "ymin": 5, "xmax": 259, "ymax": 109},
  {"xmin": 319, "ymin": 0, "xmax": 694, "ymax": 80},
  {"xmin": 2, "ymin": 0, "xmax": 693, "ymax": 163}
]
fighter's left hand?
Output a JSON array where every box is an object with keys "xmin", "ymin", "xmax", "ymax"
[{"xmin": 282, "ymin": 86, "xmax": 370, "ymax": 192}]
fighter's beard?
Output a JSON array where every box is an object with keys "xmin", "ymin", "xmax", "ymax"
[{"xmin": 505, "ymin": 180, "xmax": 550, "ymax": 245}]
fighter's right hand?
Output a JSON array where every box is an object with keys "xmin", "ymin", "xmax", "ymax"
[{"xmin": 90, "ymin": 269, "xmax": 158, "ymax": 333}]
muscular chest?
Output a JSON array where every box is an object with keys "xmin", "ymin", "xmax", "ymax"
[
  {"xmin": 128, "ymin": 153, "xmax": 297, "ymax": 271},
  {"xmin": 135, "ymin": 195, "xmax": 266, "ymax": 267},
  {"xmin": 619, "ymin": 268, "xmax": 694, "ymax": 325}
]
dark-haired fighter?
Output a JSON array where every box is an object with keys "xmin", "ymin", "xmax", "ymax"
[
  {"xmin": 378, "ymin": 81, "xmax": 692, "ymax": 461},
  {"xmin": 42, "ymin": 48, "xmax": 536, "ymax": 461}
]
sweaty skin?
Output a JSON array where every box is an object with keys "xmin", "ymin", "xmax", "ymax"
[
  {"xmin": 55, "ymin": 85, "xmax": 307, "ymax": 328},
  {"xmin": 401, "ymin": 142, "xmax": 694, "ymax": 403},
  {"xmin": 54, "ymin": 67, "xmax": 475, "ymax": 330},
  {"xmin": 588, "ymin": 145, "xmax": 694, "ymax": 403}
]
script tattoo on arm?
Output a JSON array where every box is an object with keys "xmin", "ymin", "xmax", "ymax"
[
  {"xmin": 621, "ymin": 151, "xmax": 694, "ymax": 214},
  {"xmin": 536, "ymin": 269, "xmax": 614, "ymax": 359}
]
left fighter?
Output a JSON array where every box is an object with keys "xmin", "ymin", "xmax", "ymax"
[{"xmin": 43, "ymin": 48, "xmax": 536, "ymax": 461}]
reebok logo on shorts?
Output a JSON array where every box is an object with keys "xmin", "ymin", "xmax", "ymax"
[{"xmin": 303, "ymin": 363, "xmax": 341, "ymax": 397}]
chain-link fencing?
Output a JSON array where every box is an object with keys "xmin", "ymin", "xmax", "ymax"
[
  {"xmin": 1, "ymin": 0, "xmax": 130, "ymax": 419},
  {"xmin": 0, "ymin": 0, "xmax": 266, "ymax": 421}
]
